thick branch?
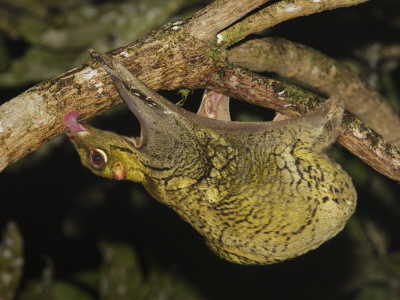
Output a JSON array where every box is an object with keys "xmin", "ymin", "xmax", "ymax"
[
  {"xmin": 199, "ymin": 64, "xmax": 400, "ymax": 181},
  {"xmin": 0, "ymin": 25, "xmax": 191, "ymax": 172},
  {"xmin": 338, "ymin": 113, "xmax": 400, "ymax": 182},
  {"xmin": 186, "ymin": 0, "xmax": 270, "ymax": 42},
  {"xmin": 1, "ymin": 0, "xmax": 397, "ymax": 182},
  {"xmin": 228, "ymin": 37, "xmax": 400, "ymax": 147},
  {"xmin": 218, "ymin": 0, "xmax": 370, "ymax": 46}
]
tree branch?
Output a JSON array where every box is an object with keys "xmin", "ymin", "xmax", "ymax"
[
  {"xmin": 228, "ymin": 37, "xmax": 400, "ymax": 148},
  {"xmin": 338, "ymin": 113, "xmax": 400, "ymax": 182},
  {"xmin": 186, "ymin": 0, "xmax": 270, "ymax": 42},
  {"xmin": 199, "ymin": 64, "xmax": 400, "ymax": 181},
  {"xmin": 218, "ymin": 0, "xmax": 370, "ymax": 46},
  {"xmin": 1, "ymin": 0, "xmax": 398, "ymax": 182}
]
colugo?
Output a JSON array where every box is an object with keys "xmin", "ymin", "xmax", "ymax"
[{"xmin": 64, "ymin": 50, "xmax": 357, "ymax": 265}]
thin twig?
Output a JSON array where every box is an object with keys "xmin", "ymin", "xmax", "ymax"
[
  {"xmin": 218, "ymin": 0, "xmax": 370, "ymax": 46},
  {"xmin": 228, "ymin": 37, "xmax": 400, "ymax": 148},
  {"xmin": 186, "ymin": 0, "xmax": 269, "ymax": 42}
]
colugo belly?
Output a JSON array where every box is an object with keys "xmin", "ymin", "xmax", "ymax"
[{"xmin": 64, "ymin": 50, "xmax": 357, "ymax": 265}]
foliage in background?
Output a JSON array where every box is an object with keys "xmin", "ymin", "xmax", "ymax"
[
  {"xmin": 0, "ymin": 0, "xmax": 192, "ymax": 86},
  {"xmin": 0, "ymin": 223, "xmax": 23, "ymax": 300}
]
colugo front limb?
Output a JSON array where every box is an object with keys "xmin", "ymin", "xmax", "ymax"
[{"xmin": 64, "ymin": 50, "xmax": 357, "ymax": 265}]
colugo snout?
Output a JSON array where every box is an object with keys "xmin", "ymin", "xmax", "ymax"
[{"xmin": 64, "ymin": 50, "xmax": 357, "ymax": 265}]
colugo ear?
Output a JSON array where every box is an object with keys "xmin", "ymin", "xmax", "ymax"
[{"xmin": 197, "ymin": 90, "xmax": 231, "ymax": 121}]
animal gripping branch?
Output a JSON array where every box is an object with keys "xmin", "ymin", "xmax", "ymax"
[{"xmin": 64, "ymin": 51, "xmax": 357, "ymax": 264}]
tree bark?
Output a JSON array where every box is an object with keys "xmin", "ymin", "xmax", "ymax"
[
  {"xmin": 4, "ymin": 0, "xmax": 399, "ymax": 182},
  {"xmin": 228, "ymin": 37, "xmax": 400, "ymax": 147}
]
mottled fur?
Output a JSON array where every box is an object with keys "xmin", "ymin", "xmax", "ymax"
[{"xmin": 66, "ymin": 50, "xmax": 357, "ymax": 265}]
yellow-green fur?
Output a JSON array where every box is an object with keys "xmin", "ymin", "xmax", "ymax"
[{"xmin": 66, "ymin": 50, "xmax": 357, "ymax": 264}]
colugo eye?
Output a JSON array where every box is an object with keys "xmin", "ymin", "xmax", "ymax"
[{"xmin": 89, "ymin": 149, "xmax": 107, "ymax": 168}]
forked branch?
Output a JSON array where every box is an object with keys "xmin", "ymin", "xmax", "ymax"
[
  {"xmin": 2, "ymin": 0, "xmax": 399, "ymax": 182},
  {"xmin": 228, "ymin": 37, "xmax": 400, "ymax": 148},
  {"xmin": 218, "ymin": 0, "xmax": 369, "ymax": 46}
]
